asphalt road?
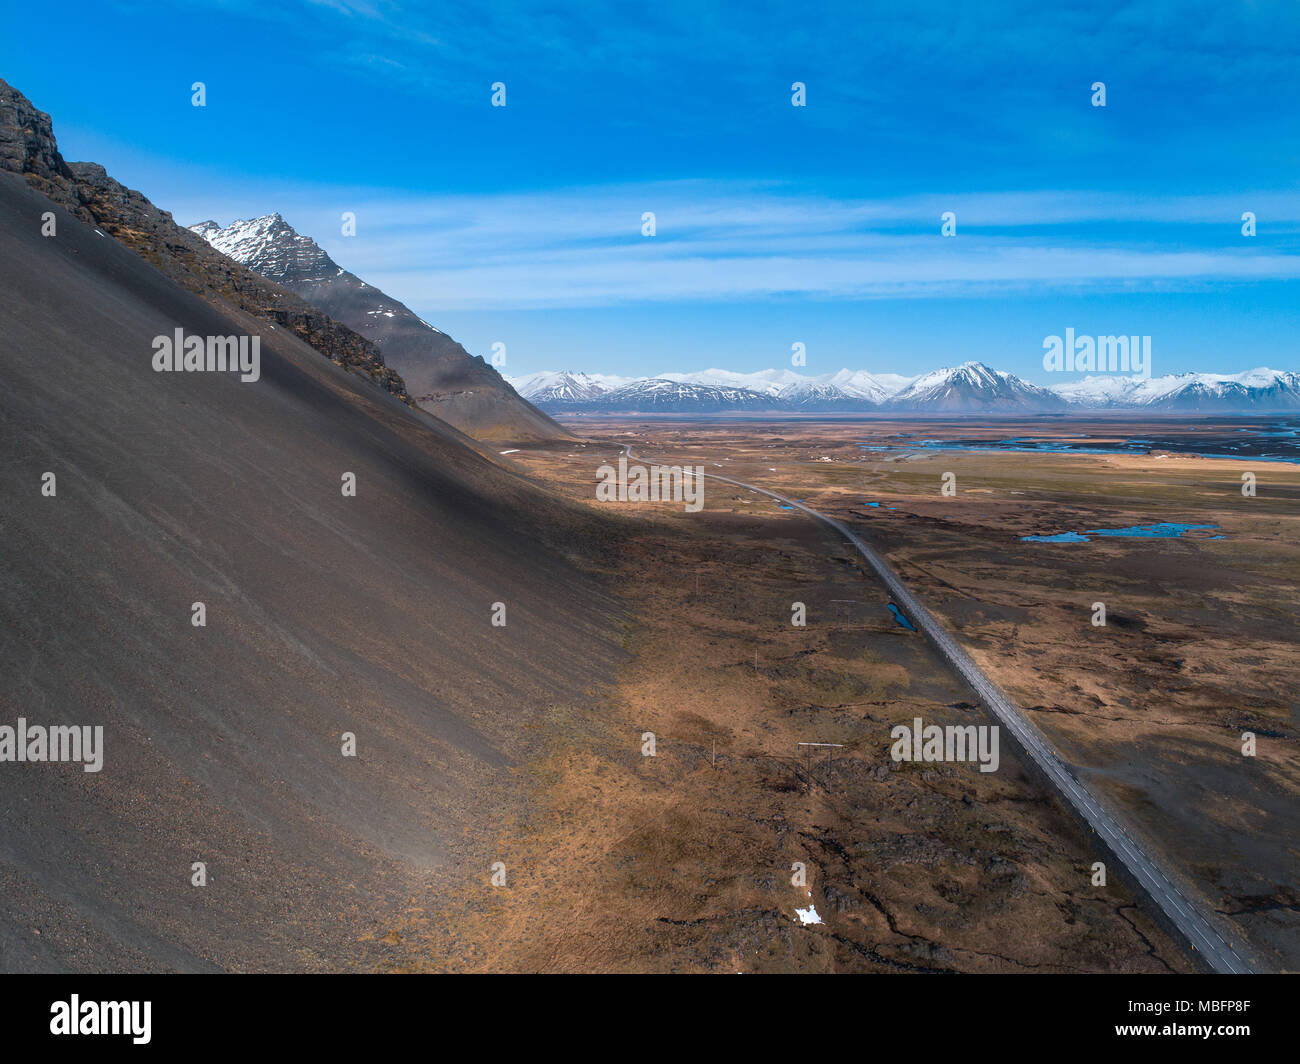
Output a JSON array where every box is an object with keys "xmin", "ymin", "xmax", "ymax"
[{"xmin": 627, "ymin": 446, "xmax": 1256, "ymax": 974}]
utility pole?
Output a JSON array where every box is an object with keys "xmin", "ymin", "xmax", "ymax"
[
  {"xmin": 830, "ymin": 599, "xmax": 861, "ymax": 627},
  {"xmin": 797, "ymin": 742, "xmax": 844, "ymax": 793}
]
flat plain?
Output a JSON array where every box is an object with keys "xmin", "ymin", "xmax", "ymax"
[{"xmin": 391, "ymin": 415, "xmax": 1298, "ymax": 972}]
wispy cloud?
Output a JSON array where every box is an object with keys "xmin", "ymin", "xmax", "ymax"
[
  {"xmin": 30, "ymin": 0, "xmax": 1294, "ymax": 376},
  {"xmin": 191, "ymin": 181, "xmax": 1300, "ymax": 310}
]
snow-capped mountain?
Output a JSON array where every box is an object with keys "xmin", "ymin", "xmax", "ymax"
[
  {"xmin": 190, "ymin": 214, "xmax": 338, "ymax": 284},
  {"xmin": 1054, "ymin": 368, "xmax": 1300, "ymax": 411},
  {"xmin": 594, "ymin": 378, "xmax": 777, "ymax": 412},
  {"xmin": 775, "ymin": 380, "xmax": 876, "ymax": 409},
  {"xmin": 517, "ymin": 362, "xmax": 1062, "ymax": 413},
  {"xmin": 657, "ymin": 368, "xmax": 912, "ymax": 402},
  {"xmin": 656, "ymin": 368, "xmax": 806, "ymax": 397},
  {"xmin": 185, "ymin": 221, "xmax": 1300, "ymax": 421},
  {"xmin": 821, "ymin": 369, "xmax": 917, "ymax": 402},
  {"xmin": 511, "ymin": 362, "xmax": 1299, "ymax": 414},
  {"xmin": 884, "ymin": 362, "xmax": 1066, "ymax": 412},
  {"xmin": 508, "ymin": 370, "xmax": 637, "ymax": 403},
  {"xmin": 509, "ymin": 370, "xmax": 776, "ymax": 408},
  {"xmin": 190, "ymin": 215, "xmax": 567, "ymax": 440},
  {"xmin": 773, "ymin": 369, "xmax": 915, "ymax": 408}
]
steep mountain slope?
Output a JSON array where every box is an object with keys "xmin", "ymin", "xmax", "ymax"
[
  {"xmin": 0, "ymin": 78, "xmax": 408, "ymax": 402},
  {"xmin": 191, "ymin": 214, "xmax": 569, "ymax": 442},
  {"xmin": 0, "ymin": 169, "xmax": 624, "ymax": 972}
]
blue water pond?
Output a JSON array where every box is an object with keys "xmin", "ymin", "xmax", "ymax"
[
  {"xmin": 1021, "ymin": 523, "xmax": 1220, "ymax": 542},
  {"xmin": 887, "ymin": 603, "xmax": 917, "ymax": 631}
]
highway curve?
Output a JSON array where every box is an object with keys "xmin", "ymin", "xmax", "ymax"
[{"xmin": 627, "ymin": 446, "xmax": 1257, "ymax": 974}]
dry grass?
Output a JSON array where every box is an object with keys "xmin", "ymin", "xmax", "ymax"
[{"xmin": 386, "ymin": 429, "xmax": 1203, "ymax": 972}]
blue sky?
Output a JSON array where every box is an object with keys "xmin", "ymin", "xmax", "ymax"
[{"xmin": 5, "ymin": 0, "xmax": 1298, "ymax": 381}]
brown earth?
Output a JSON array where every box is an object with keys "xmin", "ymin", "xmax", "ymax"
[
  {"xmin": 458, "ymin": 418, "xmax": 1295, "ymax": 972},
  {"xmin": 387, "ymin": 431, "xmax": 1199, "ymax": 973}
]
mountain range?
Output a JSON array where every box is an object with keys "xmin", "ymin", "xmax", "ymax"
[{"xmin": 509, "ymin": 363, "xmax": 1300, "ymax": 414}]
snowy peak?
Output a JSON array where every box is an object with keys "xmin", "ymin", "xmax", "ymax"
[
  {"xmin": 597, "ymin": 378, "xmax": 775, "ymax": 411},
  {"xmin": 655, "ymin": 367, "xmax": 916, "ymax": 404},
  {"xmin": 509, "ymin": 359, "xmax": 1299, "ymax": 414},
  {"xmin": 1053, "ymin": 367, "xmax": 1300, "ymax": 410},
  {"xmin": 509, "ymin": 370, "xmax": 635, "ymax": 403},
  {"xmin": 885, "ymin": 361, "xmax": 1066, "ymax": 412},
  {"xmin": 898, "ymin": 361, "xmax": 1006, "ymax": 394},
  {"xmin": 188, "ymin": 214, "xmax": 339, "ymax": 284},
  {"xmin": 825, "ymin": 368, "xmax": 916, "ymax": 402},
  {"xmin": 188, "ymin": 211, "xmax": 567, "ymax": 440},
  {"xmin": 659, "ymin": 368, "xmax": 806, "ymax": 396}
]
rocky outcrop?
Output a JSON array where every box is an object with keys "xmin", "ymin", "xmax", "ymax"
[
  {"xmin": 192, "ymin": 215, "xmax": 573, "ymax": 441},
  {"xmin": 0, "ymin": 78, "xmax": 409, "ymax": 403},
  {"xmin": 0, "ymin": 82, "xmax": 75, "ymax": 186}
]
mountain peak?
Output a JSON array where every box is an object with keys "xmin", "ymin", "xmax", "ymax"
[
  {"xmin": 190, "ymin": 214, "xmax": 338, "ymax": 284},
  {"xmin": 952, "ymin": 360, "xmax": 1001, "ymax": 378},
  {"xmin": 191, "ymin": 213, "xmax": 570, "ymax": 440}
]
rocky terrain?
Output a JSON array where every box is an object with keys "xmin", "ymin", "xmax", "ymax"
[
  {"xmin": 191, "ymin": 214, "xmax": 569, "ymax": 442},
  {"xmin": 0, "ymin": 78, "xmax": 409, "ymax": 402}
]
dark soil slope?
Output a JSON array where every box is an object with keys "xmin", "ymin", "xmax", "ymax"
[{"xmin": 0, "ymin": 170, "xmax": 624, "ymax": 972}]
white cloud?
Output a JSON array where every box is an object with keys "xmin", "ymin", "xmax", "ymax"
[{"xmin": 179, "ymin": 180, "xmax": 1300, "ymax": 310}]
